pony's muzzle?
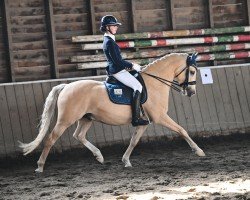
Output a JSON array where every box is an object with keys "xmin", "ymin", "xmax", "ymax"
[
  {"xmin": 187, "ymin": 89, "xmax": 195, "ymax": 97},
  {"xmin": 181, "ymin": 88, "xmax": 195, "ymax": 97}
]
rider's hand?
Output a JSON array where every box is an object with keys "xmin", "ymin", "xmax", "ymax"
[{"xmin": 133, "ymin": 63, "xmax": 142, "ymax": 72}]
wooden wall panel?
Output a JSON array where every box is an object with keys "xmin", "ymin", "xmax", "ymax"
[
  {"xmin": 0, "ymin": 117, "xmax": 6, "ymax": 157},
  {"xmin": 14, "ymin": 84, "xmax": 33, "ymax": 143},
  {"xmin": 9, "ymin": 0, "xmax": 51, "ymax": 81},
  {"xmin": 233, "ymin": 67, "xmax": 250, "ymax": 127},
  {"xmin": 135, "ymin": 0, "xmax": 171, "ymax": 32},
  {"xmin": 23, "ymin": 84, "xmax": 39, "ymax": 139},
  {"xmin": 0, "ymin": 1, "xmax": 12, "ymax": 83},
  {"xmin": 0, "ymin": 1, "xmax": 9, "ymax": 83},
  {"xmin": 212, "ymin": 0, "xmax": 248, "ymax": 27},
  {"xmin": 225, "ymin": 68, "xmax": 245, "ymax": 131},
  {"xmin": 196, "ymin": 74, "xmax": 214, "ymax": 134},
  {"xmin": 52, "ymin": 0, "xmax": 92, "ymax": 79},
  {"xmin": 211, "ymin": 70, "xmax": 229, "ymax": 133},
  {"xmin": 216, "ymin": 68, "xmax": 238, "ymax": 131},
  {"xmin": 0, "ymin": 86, "xmax": 16, "ymax": 156},
  {"xmin": 171, "ymin": 0, "xmax": 209, "ymax": 29},
  {"xmin": 203, "ymin": 83, "xmax": 222, "ymax": 135},
  {"xmin": 189, "ymin": 93, "xmax": 204, "ymax": 136},
  {"xmin": 181, "ymin": 96, "xmax": 197, "ymax": 136},
  {"xmin": 5, "ymin": 85, "xmax": 23, "ymax": 150},
  {"xmin": 241, "ymin": 67, "xmax": 250, "ymax": 129}
]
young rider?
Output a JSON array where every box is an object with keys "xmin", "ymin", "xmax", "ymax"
[{"xmin": 100, "ymin": 15, "xmax": 149, "ymax": 127}]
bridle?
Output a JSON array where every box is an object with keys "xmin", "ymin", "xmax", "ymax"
[
  {"xmin": 141, "ymin": 55, "xmax": 198, "ymax": 93},
  {"xmin": 176, "ymin": 64, "xmax": 197, "ymax": 90}
]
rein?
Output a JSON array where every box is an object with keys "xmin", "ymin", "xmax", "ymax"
[{"xmin": 141, "ymin": 72, "xmax": 183, "ymax": 93}]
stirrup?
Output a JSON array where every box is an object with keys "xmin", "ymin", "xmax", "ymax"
[{"xmin": 132, "ymin": 118, "xmax": 149, "ymax": 127}]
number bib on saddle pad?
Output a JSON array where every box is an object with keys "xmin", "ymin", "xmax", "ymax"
[{"xmin": 104, "ymin": 71, "xmax": 148, "ymax": 105}]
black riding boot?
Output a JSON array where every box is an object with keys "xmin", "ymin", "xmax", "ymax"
[{"xmin": 131, "ymin": 90, "xmax": 149, "ymax": 126}]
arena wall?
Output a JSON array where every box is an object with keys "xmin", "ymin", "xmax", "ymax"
[{"xmin": 0, "ymin": 65, "xmax": 249, "ymax": 157}]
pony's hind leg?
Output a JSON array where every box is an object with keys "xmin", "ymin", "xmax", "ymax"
[
  {"xmin": 35, "ymin": 122, "xmax": 68, "ymax": 173},
  {"xmin": 122, "ymin": 125, "xmax": 148, "ymax": 167},
  {"xmin": 73, "ymin": 118, "xmax": 104, "ymax": 164},
  {"xmin": 159, "ymin": 114, "xmax": 205, "ymax": 156}
]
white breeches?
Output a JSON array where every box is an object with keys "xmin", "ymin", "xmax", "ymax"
[{"xmin": 113, "ymin": 70, "xmax": 142, "ymax": 93}]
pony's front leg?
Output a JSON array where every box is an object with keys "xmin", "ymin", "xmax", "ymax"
[
  {"xmin": 158, "ymin": 114, "xmax": 205, "ymax": 157},
  {"xmin": 122, "ymin": 126, "xmax": 148, "ymax": 167}
]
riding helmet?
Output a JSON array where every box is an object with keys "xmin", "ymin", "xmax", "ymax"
[{"xmin": 100, "ymin": 15, "xmax": 122, "ymax": 32}]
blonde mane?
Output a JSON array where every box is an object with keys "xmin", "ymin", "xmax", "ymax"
[{"xmin": 142, "ymin": 53, "xmax": 188, "ymax": 70}]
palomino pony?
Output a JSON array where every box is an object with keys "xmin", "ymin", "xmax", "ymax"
[{"xmin": 19, "ymin": 53, "xmax": 205, "ymax": 172}]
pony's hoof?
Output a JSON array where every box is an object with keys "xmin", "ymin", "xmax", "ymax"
[
  {"xmin": 94, "ymin": 151, "xmax": 104, "ymax": 164},
  {"xmin": 122, "ymin": 158, "xmax": 132, "ymax": 167},
  {"xmin": 97, "ymin": 156, "xmax": 104, "ymax": 164},
  {"xmin": 125, "ymin": 162, "xmax": 132, "ymax": 168},
  {"xmin": 96, "ymin": 155, "xmax": 104, "ymax": 164},
  {"xmin": 196, "ymin": 149, "xmax": 205, "ymax": 157},
  {"xmin": 35, "ymin": 167, "xmax": 43, "ymax": 173}
]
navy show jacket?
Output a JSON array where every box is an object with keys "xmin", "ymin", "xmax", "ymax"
[{"xmin": 103, "ymin": 36, "xmax": 133, "ymax": 74}]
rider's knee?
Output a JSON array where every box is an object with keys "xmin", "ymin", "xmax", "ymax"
[{"xmin": 134, "ymin": 84, "xmax": 142, "ymax": 93}]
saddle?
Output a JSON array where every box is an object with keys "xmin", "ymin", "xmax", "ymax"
[{"xmin": 104, "ymin": 70, "xmax": 148, "ymax": 105}]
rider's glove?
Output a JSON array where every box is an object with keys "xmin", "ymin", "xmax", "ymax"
[{"xmin": 133, "ymin": 63, "xmax": 142, "ymax": 72}]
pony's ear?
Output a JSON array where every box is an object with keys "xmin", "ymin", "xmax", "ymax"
[
  {"xmin": 187, "ymin": 52, "xmax": 198, "ymax": 66},
  {"xmin": 192, "ymin": 52, "xmax": 198, "ymax": 59}
]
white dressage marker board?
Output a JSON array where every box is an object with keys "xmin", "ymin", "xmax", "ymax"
[{"xmin": 200, "ymin": 68, "xmax": 213, "ymax": 84}]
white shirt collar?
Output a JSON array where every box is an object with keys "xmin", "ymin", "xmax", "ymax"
[{"xmin": 104, "ymin": 32, "xmax": 115, "ymax": 41}]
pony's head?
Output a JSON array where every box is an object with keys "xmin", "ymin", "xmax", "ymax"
[{"xmin": 175, "ymin": 53, "xmax": 198, "ymax": 97}]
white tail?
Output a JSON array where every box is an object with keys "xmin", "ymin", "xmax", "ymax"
[{"xmin": 18, "ymin": 84, "xmax": 67, "ymax": 155}]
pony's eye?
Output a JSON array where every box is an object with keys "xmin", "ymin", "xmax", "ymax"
[{"xmin": 190, "ymin": 71, "xmax": 195, "ymax": 75}]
